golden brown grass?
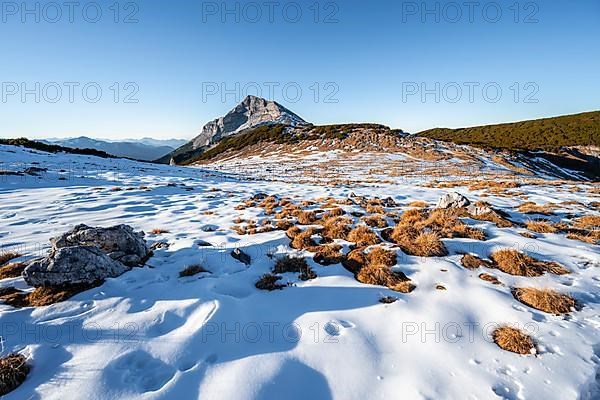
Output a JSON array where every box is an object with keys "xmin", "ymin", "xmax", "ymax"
[
  {"xmin": 290, "ymin": 228, "xmax": 318, "ymax": 250},
  {"xmin": 566, "ymin": 231, "xmax": 600, "ymax": 244},
  {"xmin": 490, "ymin": 249, "xmax": 569, "ymax": 277},
  {"xmin": 275, "ymin": 219, "xmax": 294, "ymax": 231},
  {"xmin": 356, "ymin": 263, "xmax": 414, "ymax": 293},
  {"xmin": 367, "ymin": 247, "xmax": 397, "ymax": 267},
  {"xmin": 460, "ymin": 254, "xmax": 493, "ymax": 270},
  {"xmin": 572, "ymin": 215, "xmax": 600, "ymax": 230},
  {"xmin": 312, "ymin": 244, "xmax": 344, "ymax": 265},
  {"xmin": 297, "ymin": 211, "xmax": 317, "ymax": 225},
  {"xmin": 1, "ymin": 281, "xmax": 104, "ymax": 308},
  {"xmin": 365, "ymin": 204, "xmax": 385, "ymax": 214},
  {"xmin": 408, "ymin": 200, "xmax": 428, "ymax": 208},
  {"xmin": 362, "ymin": 214, "xmax": 388, "ymax": 228},
  {"xmin": 492, "ymin": 326, "xmax": 535, "ymax": 355},
  {"xmin": 525, "ymin": 220, "xmax": 558, "ymax": 234},
  {"xmin": 517, "ymin": 202, "xmax": 556, "ymax": 215},
  {"xmin": 479, "ymin": 273, "xmax": 501, "ymax": 285},
  {"xmin": 0, "ymin": 252, "xmax": 21, "ymax": 266},
  {"xmin": 320, "ymin": 216, "xmax": 352, "ymax": 241},
  {"xmin": 512, "ymin": 287, "xmax": 576, "ymax": 314},
  {"xmin": 179, "ymin": 264, "xmax": 208, "ymax": 277},
  {"xmin": 285, "ymin": 226, "xmax": 302, "ymax": 239},
  {"xmin": 392, "ymin": 227, "xmax": 448, "ymax": 257},
  {"xmin": 322, "ymin": 207, "xmax": 345, "ymax": 219},
  {"xmin": 341, "ymin": 248, "xmax": 367, "ymax": 274},
  {"xmin": 348, "ymin": 225, "xmax": 381, "ymax": 247},
  {"xmin": 0, "ymin": 353, "xmax": 29, "ymax": 395},
  {"xmin": 0, "ymin": 262, "xmax": 26, "ymax": 280},
  {"xmin": 150, "ymin": 228, "xmax": 170, "ymax": 235}
]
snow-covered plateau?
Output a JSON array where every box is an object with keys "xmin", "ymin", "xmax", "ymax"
[{"xmin": 1, "ymin": 144, "xmax": 599, "ymax": 400}]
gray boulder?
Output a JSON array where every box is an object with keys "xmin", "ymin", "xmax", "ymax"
[
  {"xmin": 51, "ymin": 224, "xmax": 149, "ymax": 266},
  {"xmin": 24, "ymin": 246, "xmax": 129, "ymax": 287},
  {"xmin": 436, "ymin": 192, "xmax": 471, "ymax": 209}
]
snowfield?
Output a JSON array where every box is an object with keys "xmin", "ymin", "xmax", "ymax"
[{"xmin": 1, "ymin": 144, "xmax": 599, "ymax": 400}]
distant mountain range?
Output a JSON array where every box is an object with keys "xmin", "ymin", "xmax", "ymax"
[
  {"xmin": 157, "ymin": 95, "xmax": 307, "ymax": 164},
  {"xmin": 43, "ymin": 137, "xmax": 188, "ymax": 161}
]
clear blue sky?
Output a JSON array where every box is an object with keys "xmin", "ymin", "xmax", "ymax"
[{"xmin": 0, "ymin": 0, "xmax": 598, "ymax": 139}]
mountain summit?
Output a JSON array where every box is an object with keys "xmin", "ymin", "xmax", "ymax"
[{"xmin": 159, "ymin": 95, "xmax": 307, "ymax": 164}]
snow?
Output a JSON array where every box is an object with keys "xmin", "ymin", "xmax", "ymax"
[{"xmin": 1, "ymin": 144, "xmax": 599, "ymax": 400}]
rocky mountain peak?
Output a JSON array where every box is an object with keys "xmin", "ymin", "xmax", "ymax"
[{"xmin": 190, "ymin": 95, "xmax": 307, "ymax": 150}]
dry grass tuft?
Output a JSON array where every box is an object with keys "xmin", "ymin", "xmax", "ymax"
[
  {"xmin": 365, "ymin": 204, "xmax": 385, "ymax": 214},
  {"xmin": 0, "ymin": 262, "xmax": 26, "ymax": 280},
  {"xmin": 297, "ymin": 211, "xmax": 317, "ymax": 225},
  {"xmin": 492, "ymin": 326, "xmax": 535, "ymax": 355},
  {"xmin": 0, "ymin": 353, "xmax": 29, "ymax": 395},
  {"xmin": 0, "ymin": 252, "xmax": 21, "ymax": 266},
  {"xmin": 341, "ymin": 248, "xmax": 367, "ymax": 274},
  {"xmin": 150, "ymin": 228, "xmax": 170, "ymax": 235},
  {"xmin": 1, "ymin": 281, "xmax": 104, "ymax": 308},
  {"xmin": 322, "ymin": 207, "xmax": 345, "ymax": 219},
  {"xmin": 179, "ymin": 264, "xmax": 208, "ymax": 277},
  {"xmin": 320, "ymin": 216, "xmax": 352, "ymax": 241},
  {"xmin": 362, "ymin": 214, "xmax": 388, "ymax": 228},
  {"xmin": 460, "ymin": 254, "xmax": 492, "ymax": 270},
  {"xmin": 566, "ymin": 231, "xmax": 600, "ymax": 244},
  {"xmin": 512, "ymin": 287, "xmax": 576, "ymax": 314},
  {"xmin": 517, "ymin": 202, "xmax": 556, "ymax": 215},
  {"xmin": 275, "ymin": 219, "xmax": 294, "ymax": 231},
  {"xmin": 572, "ymin": 215, "xmax": 600, "ymax": 230},
  {"xmin": 357, "ymin": 263, "xmax": 414, "ymax": 293},
  {"xmin": 348, "ymin": 225, "xmax": 381, "ymax": 247},
  {"xmin": 255, "ymin": 274, "xmax": 286, "ymax": 291},
  {"xmin": 290, "ymin": 228, "xmax": 318, "ymax": 250},
  {"xmin": 490, "ymin": 249, "xmax": 569, "ymax": 277},
  {"xmin": 312, "ymin": 244, "xmax": 344, "ymax": 265},
  {"xmin": 408, "ymin": 200, "xmax": 429, "ymax": 208},
  {"xmin": 525, "ymin": 220, "xmax": 558, "ymax": 234},
  {"xmin": 367, "ymin": 247, "xmax": 397, "ymax": 268},
  {"xmin": 398, "ymin": 231, "xmax": 448, "ymax": 257},
  {"xmin": 285, "ymin": 226, "xmax": 302, "ymax": 239},
  {"xmin": 479, "ymin": 273, "xmax": 501, "ymax": 285},
  {"xmin": 273, "ymin": 255, "xmax": 307, "ymax": 274}
]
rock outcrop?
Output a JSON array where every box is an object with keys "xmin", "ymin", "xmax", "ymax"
[
  {"xmin": 436, "ymin": 192, "xmax": 471, "ymax": 209},
  {"xmin": 23, "ymin": 224, "xmax": 150, "ymax": 287},
  {"xmin": 24, "ymin": 246, "xmax": 129, "ymax": 287}
]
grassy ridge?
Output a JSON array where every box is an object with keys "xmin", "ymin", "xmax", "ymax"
[{"xmin": 418, "ymin": 111, "xmax": 600, "ymax": 151}]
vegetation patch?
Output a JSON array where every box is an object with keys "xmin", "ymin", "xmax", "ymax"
[
  {"xmin": 512, "ymin": 287, "xmax": 576, "ymax": 314},
  {"xmin": 492, "ymin": 326, "xmax": 536, "ymax": 355},
  {"xmin": 490, "ymin": 249, "xmax": 569, "ymax": 277},
  {"xmin": 255, "ymin": 274, "xmax": 286, "ymax": 291},
  {"xmin": 0, "ymin": 353, "xmax": 30, "ymax": 395},
  {"xmin": 179, "ymin": 264, "xmax": 209, "ymax": 278}
]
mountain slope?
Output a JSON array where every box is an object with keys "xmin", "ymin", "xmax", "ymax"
[
  {"xmin": 418, "ymin": 111, "xmax": 600, "ymax": 151},
  {"xmin": 158, "ymin": 95, "xmax": 307, "ymax": 164},
  {"xmin": 46, "ymin": 137, "xmax": 176, "ymax": 161}
]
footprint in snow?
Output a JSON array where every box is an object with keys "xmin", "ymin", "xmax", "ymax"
[
  {"xmin": 324, "ymin": 320, "xmax": 355, "ymax": 336},
  {"xmin": 103, "ymin": 350, "xmax": 176, "ymax": 393}
]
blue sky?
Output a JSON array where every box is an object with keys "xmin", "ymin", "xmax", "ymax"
[{"xmin": 0, "ymin": 0, "xmax": 598, "ymax": 139}]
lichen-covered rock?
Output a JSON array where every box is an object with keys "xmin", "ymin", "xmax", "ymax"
[
  {"xmin": 51, "ymin": 224, "xmax": 149, "ymax": 266},
  {"xmin": 24, "ymin": 246, "xmax": 129, "ymax": 287},
  {"xmin": 436, "ymin": 192, "xmax": 471, "ymax": 209}
]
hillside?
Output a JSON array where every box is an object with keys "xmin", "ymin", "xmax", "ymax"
[{"xmin": 418, "ymin": 111, "xmax": 600, "ymax": 151}]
